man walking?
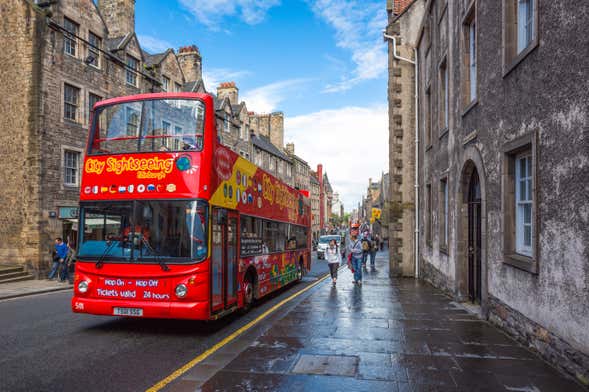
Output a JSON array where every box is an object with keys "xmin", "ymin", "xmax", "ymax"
[{"xmin": 48, "ymin": 237, "xmax": 68, "ymax": 282}]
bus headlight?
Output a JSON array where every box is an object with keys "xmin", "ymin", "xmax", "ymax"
[
  {"xmin": 175, "ymin": 284, "xmax": 188, "ymax": 298},
  {"xmin": 78, "ymin": 281, "xmax": 89, "ymax": 294}
]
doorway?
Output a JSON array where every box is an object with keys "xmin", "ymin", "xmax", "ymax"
[
  {"xmin": 211, "ymin": 208, "xmax": 239, "ymax": 313},
  {"xmin": 467, "ymin": 169, "xmax": 482, "ymax": 304}
]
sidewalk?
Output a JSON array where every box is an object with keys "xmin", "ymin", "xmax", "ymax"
[
  {"xmin": 0, "ymin": 279, "xmax": 72, "ymax": 301},
  {"xmin": 185, "ymin": 251, "xmax": 584, "ymax": 391}
]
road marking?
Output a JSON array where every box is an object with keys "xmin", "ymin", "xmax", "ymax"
[{"xmin": 146, "ymin": 274, "xmax": 331, "ymax": 392}]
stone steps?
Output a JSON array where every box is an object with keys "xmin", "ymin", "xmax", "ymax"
[{"xmin": 0, "ymin": 265, "xmax": 34, "ymax": 284}]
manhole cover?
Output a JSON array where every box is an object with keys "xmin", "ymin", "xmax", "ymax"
[{"xmin": 292, "ymin": 354, "xmax": 358, "ymax": 377}]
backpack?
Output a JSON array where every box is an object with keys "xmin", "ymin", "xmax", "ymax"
[{"xmin": 361, "ymin": 239, "xmax": 370, "ymax": 251}]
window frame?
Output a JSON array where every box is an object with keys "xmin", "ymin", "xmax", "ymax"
[
  {"xmin": 438, "ymin": 57, "xmax": 449, "ymax": 136},
  {"xmin": 502, "ymin": 0, "xmax": 539, "ymax": 77},
  {"xmin": 501, "ymin": 132, "xmax": 538, "ymax": 273},
  {"xmin": 87, "ymin": 31, "xmax": 102, "ymax": 69},
  {"xmin": 426, "ymin": 183, "xmax": 432, "ymax": 247},
  {"xmin": 63, "ymin": 83, "xmax": 81, "ymax": 123},
  {"xmin": 126, "ymin": 55, "xmax": 139, "ymax": 87},
  {"xmin": 161, "ymin": 75, "xmax": 170, "ymax": 92},
  {"xmin": 63, "ymin": 17, "xmax": 79, "ymax": 58},
  {"xmin": 461, "ymin": 2, "xmax": 478, "ymax": 113},
  {"xmin": 62, "ymin": 148, "xmax": 82, "ymax": 188},
  {"xmin": 440, "ymin": 177, "xmax": 449, "ymax": 252}
]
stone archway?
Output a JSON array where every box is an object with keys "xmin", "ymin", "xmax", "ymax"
[{"xmin": 455, "ymin": 148, "xmax": 488, "ymax": 315}]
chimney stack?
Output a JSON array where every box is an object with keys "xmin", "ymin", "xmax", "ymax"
[
  {"xmin": 98, "ymin": 0, "xmax": 136, "ymax": 38},
  {"xmin": 285, "ymin": 143, "xmax": 295, "ymax": 155},
  {"xmin": 177, "ymin": 45, "xmax": 202, "ymax": 83},
  {"xmin": 217, "ymin": 82, "xmax": 239, "ymax": 105}
]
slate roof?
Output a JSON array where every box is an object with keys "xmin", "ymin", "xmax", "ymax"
[
  {"xmin": 106, "ymin": 36, "xmax": 126, "ymax": 52},
  {"xmin": 142, "ymin": 50, "xmax": 169, "ymax": 67},
  {"xmin": 251, "ymin": 134, "xmax": 290, "ymax": 161}
]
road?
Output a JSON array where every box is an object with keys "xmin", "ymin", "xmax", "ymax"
[{"xmin": 0, "ymin": 253, "xmax": 329, "ymax": 392}]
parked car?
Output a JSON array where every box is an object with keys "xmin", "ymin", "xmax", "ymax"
[{"xmin": 316, "ymin": 235, "xmax": 341, "ymax": 259}]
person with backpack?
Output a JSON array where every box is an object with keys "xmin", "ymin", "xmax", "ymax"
[
  {"xmin": 325, "ymin": 239, "xmax": 341, "ymax": 285},
  {"xmin": 348, "ymin": 226, "xmax": 364, "ymax": 285},
  {"xmin": 369, "ymin": 237, "xmax": 378, "ymax": 268},
  {"xmin": 361, "ymin": 231, "xmax": 371, "ymax": 267}
]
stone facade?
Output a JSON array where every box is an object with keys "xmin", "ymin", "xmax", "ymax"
[
  {"xmin": 410, "ymin": 0, "xmax": 589, "ymax": 385},
  {"xmin": 0, "ymin": 0, "xmax": 197, "ymax": 273},
  {"xmin": 309, "ymin": 172, "xmax": 320, "ymax": 241},
  {"xmin": 386, "ymin": 0, "xmax": 425, "ymax": 278}
]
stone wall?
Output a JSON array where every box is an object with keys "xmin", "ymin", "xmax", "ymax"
[{"xmin": 0, "ymin": 0, "xmax": 45, "ymax": 271}]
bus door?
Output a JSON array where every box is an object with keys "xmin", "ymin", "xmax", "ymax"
[{"xmin": 210, "ymin": 208, "xmax": 238, "ymax": 313}]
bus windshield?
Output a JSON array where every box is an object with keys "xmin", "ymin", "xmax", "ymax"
[
  {"xmin": 89, "ymin": 98, "xmax": 205, "ymax": 155},
  {"xmin": 77, "ymin": 200, "xmax": 208, "ymax": 263}
]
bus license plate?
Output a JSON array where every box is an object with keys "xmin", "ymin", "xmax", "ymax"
[{"xmin": 113, "ymin": 307, "xmax": 143, "ymax": 317}]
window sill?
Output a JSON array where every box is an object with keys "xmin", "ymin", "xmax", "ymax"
[
  {"xmin": 504, "ymin": 253, "xmax": 538, "ymax": 274},
  {"xmin": 462, "ymin": 99, "xmax": 478, "ymax": 117},
  {"xmin": 63, "ymin": 118, "xmax": 82, "ymax": 126},
  {"xmin": 438, "ymin": 128, "xmax": 449, "ymax": 140},
  {"xmin": 63, "ymin": 184, "xmax": 79, "ymax": 189},
  {"xmin": 503, "ymin": 40, "xmax": 539, "ymax": 78}
]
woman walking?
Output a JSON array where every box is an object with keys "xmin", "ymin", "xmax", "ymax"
[
  {"xmin": 326, "ymin": 239, "xmax": 341, "ymax": 285},
  {"xmin": 347, "ymin": 226, "xmax": 364, "ymax": 285}
]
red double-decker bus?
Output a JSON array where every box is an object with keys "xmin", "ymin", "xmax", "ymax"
[{"xmin": 71, "ymin": 93, "xmax": 311, "ymax": 320}]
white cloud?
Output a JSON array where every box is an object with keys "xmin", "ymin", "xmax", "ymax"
[
  {"xmin": 178, "ymin": 0, "xmax": 280, "ymax": 29},
  {"xmin": 137, "ymin": 35, "xmax": 174, "ymax": 54},
  {"xmin": 202, "ymin": 68, "xmax": 252, "ymax": 93},
  {"xmin": 285, "ymin": 104, "xmax": 388, "ymax": 211},
  {"xmin": 242, "ymin": 79, "xmax": 311, "ymax": 113},
  {"xmin": 308, "ymin": 0, "xmax": 388, "ymax": 92}
]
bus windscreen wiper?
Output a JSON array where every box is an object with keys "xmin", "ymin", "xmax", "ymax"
[
  {"xmin": 96, "ymin": 240, "xmax": 117, "ymax": 269},
  {"xmin": 141, "ymin": 237, "xmax": 169, "ymax": 272}
]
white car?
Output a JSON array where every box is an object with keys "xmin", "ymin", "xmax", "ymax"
[{"xmin": 316, "ymin": 235, "xmax": 341, "ymax": 259}]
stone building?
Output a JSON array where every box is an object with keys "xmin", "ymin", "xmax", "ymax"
[
  {"xmin": 0, "ymin": 0, "xmax": 202, "ymax": 273},
  {"xmin": 394, "ymin": 0, "xmax": 589, "ymax": 384},
  {"xmin": 285, "ymin": 143, "xmax": 311, "ymax": 193},
  {"xmin": 251, "ymin": 134, "xmax": 294, "ymax": 188},
  {"xmin": 386, "ymin": 0, "xmax": 425, "ymax": 277}
]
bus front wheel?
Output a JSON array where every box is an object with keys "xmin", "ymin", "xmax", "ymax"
[{"xmin": 296, "ymin": 259, "xmax": 305, "ymax": 282}]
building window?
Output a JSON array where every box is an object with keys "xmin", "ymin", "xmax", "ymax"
[
  {"xmin": 64, "ymin": 150, "xmax": 80, "ymax": 186},
  {"xmin": 126, "ymin": 55, "xmax": 138, "ymax": 87},
  {"xmin": 462, "ymin": 4, "xmax": 477, "ymax": 107},
  {"xmin": 517, "ymin": 0, "xmax": 535, "ymax": 53},
  {"xmin": 88, "ymin": 93, "xmax": 102, "ymax": 123},
  {"xmin": 439, "ymin": 59, "xmax": 449, "ymax": 131},
  {"xmin": 162, "ymin": 76, "xmax": 170, "ymax": 92},
  {"xmin": 503, "ymin": 0, "xmax": 538, "ymax": 72},
  {"xmin": 440, "ymin": 178, "xmax": 448, "ymax": 250},
  {"xmin": 269, "ymin": 157, "xmax": 275, "ymax": 171},
  {"xmin": 255, "ymin": 149, "xmax": 263, "ymax": 166},
  {"xmin": 88, "ymin": 32, "xmax": 101, "ymax": 68},
  {"xmin": 63, "ymin": 17, "xmax": 78, "ymax": 57},
  {"xmin": 278, "ymin": 160, "xmax": 283, "ymax": 175},
  {"xmin": 515, "ymin": 153, "xmax": 532, "ymax": 256},
  {"xmin": 224, "ymin": 113, "xmax": 230, "ymax": 133},
  {"xmin": 64, "ymin": 83, "xmax": 80, "ymax": 122},
  {"xmin": 425, "ymin": 87, "xmax": 432, "ymax": 147},
  {"xmin": 126, "ymin": 107, "xmax": 140, "ymax": 136},
  {"xmin": 502, "ymin": 133, "xmax": 537, "ymax": 272},
  {"xmin": 175, "ymin": 82, "xmax": 182, "ymax": 92},
  {"xmin": 426, "ymin": 183, "xmax": 432, "ymax": 246}
]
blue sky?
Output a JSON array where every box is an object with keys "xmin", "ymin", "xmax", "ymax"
[{"xmin": 136, "ymin": 0, "xmax": 389, "ymax": 211}]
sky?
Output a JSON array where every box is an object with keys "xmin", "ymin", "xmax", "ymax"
[{"xmin": 135, "ymin": 0, "xmax": 389, "ymax": 212}]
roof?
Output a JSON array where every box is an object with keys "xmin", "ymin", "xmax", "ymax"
[
  {"xmin": 106, "ymin": 36, "xmax": 126, "ymax": 52},
  {"xmin": 310, "ymin": 175, "xmax": 320, "ymax": 185},
  {"xmin": 142, "ymin": 50, "xmax": 171, "ymax": 67},
  {"xmin": 251, "ymin": 134, "xmax": 290, "ymax": 161}
]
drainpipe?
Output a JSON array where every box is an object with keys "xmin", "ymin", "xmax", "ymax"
[{"xmin": 383, "ymin": 32, "xmax": 420, "ymax": 279}]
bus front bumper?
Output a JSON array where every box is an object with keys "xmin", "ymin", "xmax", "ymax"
[{"xmin": 71, "ymin": 296, "xmax": 211, "ymax": 320}]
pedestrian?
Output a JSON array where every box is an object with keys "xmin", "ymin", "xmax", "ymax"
[
  {"xmin": 369, "ymin": 237, "xmax": 378, "ymax": 268},
  {"xmin": 326, "ymin": 239, "xmax": 341, "ymax": 285},
  {"xmin": 361, "ymin": 231, "xmax": 371, "ymax": 267},
  {"xmin": 347, "ymin": 226, "xmax": 364, "ymax": 285},
  {"xmin": 48, "ymin": 237, "xmax": 69, "ymax": 282}
]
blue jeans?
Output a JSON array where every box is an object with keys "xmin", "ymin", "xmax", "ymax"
[
  {"xmin": 362, "ymin": 252, "xmax": 368, "ymax": 265},
  {"xmin": 48, "ymin": 260, "xmax": 61, "ymax": 279},
  {"xmin": 369, "ymin": 251, "xmax": 376, "ymax": 266},
  {"xmin": 351, "ymin": 255, "xmax": 363, "ymax": 282}
]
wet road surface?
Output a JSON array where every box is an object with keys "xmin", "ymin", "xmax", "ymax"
[
  {"xmin": 0, "ymin": 254, "xmax": 329, "ymax": 392},
  {"xmin": 168, "ymin": 251, "xmax": 586, "ymax": 392}
]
